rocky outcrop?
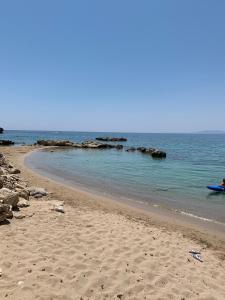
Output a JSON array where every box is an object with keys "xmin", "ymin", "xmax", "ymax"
[
  {"xmin": 137, "ymin": 147, "xmax": 147, "ymax": 152},
  {"xmin": 1, "ymin": 175, "xmax": 18, "ymax": 190},
  {"xmin": 151, "ymin": 150, "xmax": 167, "ymax": 158},
  {"xmin": 115, "ymin": 144, "xmax": 123, "ymax": 150},
  {"xmin": 0, "ymin": 140, "xmax": 14, "ymax": 146},
  {"xmin": 137, "ymin": 147, "xmax": 166, "ymax": 158},
  {"xmin": 81, "ymin": 140, "xmax": 116, "ymax": 149},
  {"xmin": 0, "ymin": 188, "xmax": 19, "ymax": 209},
  {"xmin": 82, "ymin": 140, "xmax": 124, "ymax": 149},
  {"xmin": 0, "ymin": 128, "xmax": 3, "ymax": 134},
  {"xmin": 35, "ymin": 139, "xmax": 166, "ymax": 158},
  {"xmin": 0, "ymin": 152, "xmax": 52, "ymax": 224},
  {"xmin": 37, "ymin": 140, "xmax": 78, "ymax": 147},
  {"xmin": 36, "ymin": 140, "xmax": 124, "ymax": 150},
  {"xmin": 0, "ymin": 203, "xmax": 11, "ymax": 222},
  {"xmin": 96, "ymin": 137, "xmax": 127, "ymax": 142}
]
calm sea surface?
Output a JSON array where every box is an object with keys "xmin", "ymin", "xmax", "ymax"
[{"xmin": 2, "ymin": 130, "xmax": 225, "ymax": 223}]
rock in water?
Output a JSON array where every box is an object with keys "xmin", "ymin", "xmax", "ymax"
[
  {"xmin": 137, "ymin": 147, "xmax": 147, "ymax": 152},
  {"xmin": 137, "ymin": 147, "xmax": 166, "ymax": 158},
  {"xmin": 96, "ymin": 137, "xmax": 127, "ymax": 142},
  {"xmin": 0, "ymin": 140, "xmax": 14, "ymax": 146},
  {"xmin": 0, "ymin": 128, "xmax": 3, "ymax": 134},
  {"xmin": 37, "ymin": 140, "xmax": 75, "ymax": 146},
  {"xmin": 151, "ymin": 150, "xmax": 166, "ymax": 158},
  {"xmin": 81, "ymin": 140, "xmax": 115, "ymax": 149},
  {"xmin": 115, "ymin": 145, "xmax": 123, "ymax": 150},
  {"xmin": 126, "ymin": 147, "xmax": 136, "ymax": 152}
]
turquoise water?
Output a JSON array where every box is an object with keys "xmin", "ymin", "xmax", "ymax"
[{"xmin": 2, "ymin": 130, "xmax": 225, "ymax": 223}]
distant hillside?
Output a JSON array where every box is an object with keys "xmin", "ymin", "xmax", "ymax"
[{"xmin": 196, "ymin": 130, "xmax": 225, "ymax": 134}]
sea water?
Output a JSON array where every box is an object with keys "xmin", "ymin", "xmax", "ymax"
[{"xmin": 2, "ymin": 130, "xmax": 225, "ymax": 223}]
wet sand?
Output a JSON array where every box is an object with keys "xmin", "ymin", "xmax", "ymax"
[{"xmin": 1, "ymin": 145, "xmax": 225, "ymax": 300}]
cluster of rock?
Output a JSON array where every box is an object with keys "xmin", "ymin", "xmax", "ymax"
[
  {"xmin": 36, "ymin": 139, "xmax": 166, "ymax": 158},
  {"xmin": 0, "ymin": 140, "xmax": 15, "ymax": 146},
  {"xmin": 0, "ymin": 152, "xmax": 49, "ymax": 223},
  {"xmin": 36, "ymin": 140, "xmax": 77, "ymax": 147},
  {"xmin": 0, "ymin": 128, "xmax": 3, "ymax": 134},
  {"xmin": 96, "ymin": 137, "xmax": 127, "ymax": 142},
  {"xmin": 36, "ymin": 140, "xmax": 124, "ymax": 150},
  {"xmin": 126, "ymin": 147, "xmax": 166, "ymax": 158},
  {"xmin": 81, "ymin": 140, "xmax": 123, "ymax": 149}
]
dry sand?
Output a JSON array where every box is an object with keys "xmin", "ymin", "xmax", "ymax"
[{"xmin": 1, "ymin": 146, "xmax": 225, "ymax": 300}]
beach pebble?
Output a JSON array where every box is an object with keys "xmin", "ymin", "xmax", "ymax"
[
  {"xmin": 52, "ymin": 205, "xmax": 64, "ymax": 213},
  {"xmin": 0, "ymin": 267, "xmax": 2, "ymax": 277},
  {"xmin": 50, "ymin": 200, "xmax": 64, "ymax": 213},
  {"xmin": 53, "ymin": 206, "xmax": 64, "ymax": 213},
  {"xmin": 17, "ymin": 281, "xmax": 24, "ymax": 286}
]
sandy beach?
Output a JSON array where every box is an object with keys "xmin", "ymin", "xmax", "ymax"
[{"xmin": 1, "ymin": 146, "xmax": 225, "ymax": 300}]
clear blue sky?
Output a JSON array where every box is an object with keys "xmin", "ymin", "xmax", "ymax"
[{"xmin": 0, "ymin": 0, "xmax": 225, "ymax": 132}]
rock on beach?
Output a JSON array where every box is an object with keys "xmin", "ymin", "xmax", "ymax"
[
  {"xmin": 28, "ymin": 187, "xmax": 48, "ymax": 198},
  {"xmin": 0, "ymin": 203, "xmax": 11, "ymax": 222},
  {"xmin": 0, "ymin": 188, "xmax": 19, "ymax": 209}
]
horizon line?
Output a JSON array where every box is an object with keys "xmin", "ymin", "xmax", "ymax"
[{"xmin": 2, "ymin": 129, "xmax": 225, "ymax": 135}]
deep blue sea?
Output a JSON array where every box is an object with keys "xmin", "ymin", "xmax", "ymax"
[{"xmin": 2, "ymin": 130, "xmax": 225, "ymax": 223}]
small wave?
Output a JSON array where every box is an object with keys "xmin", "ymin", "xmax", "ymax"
[{"xmin": 179, "ymin": 211, "xmax": 225, "ymax": 225}]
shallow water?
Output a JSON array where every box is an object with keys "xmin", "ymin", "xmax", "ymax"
[{"xmin": 2, "ymin": 130, "xmax": 225, "ymax": 223}]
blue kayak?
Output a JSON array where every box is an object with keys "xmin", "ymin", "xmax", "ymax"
[{"xmin": 207, "ymin": 185, "xmax": 225, "ymax": 192}]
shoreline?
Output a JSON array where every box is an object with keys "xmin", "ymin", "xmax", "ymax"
[
  {"xmin": 1, "ymin": 145, "xmax": 225, "ymax": 299},
  {"xmin": 6, "ymin": 145, "xmax": 225, "ymax": 248},
  {"xmin": 25, "ymin": 146, "xmax": 225, "ymax": 244}
]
